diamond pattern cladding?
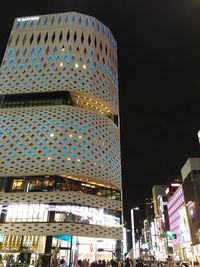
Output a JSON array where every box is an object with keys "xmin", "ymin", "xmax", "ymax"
[
  {"xmin": 0, "ymin": 12, "xmax": 118, "ymax": 114},
  {"xmin": 0, "ymin": 105, "xmax": 121, "ymax": 188}
]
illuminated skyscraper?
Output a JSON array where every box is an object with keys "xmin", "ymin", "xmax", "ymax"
[{"xmin": 0, "ymin": 12, "xmax": 122, "ymax": 265}]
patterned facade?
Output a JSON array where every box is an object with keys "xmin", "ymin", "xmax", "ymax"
[{"xmin": 0, "ymin": 12, "xmax": 122, "ymax": 262}]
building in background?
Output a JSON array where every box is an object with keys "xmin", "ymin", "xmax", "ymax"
[
  {"xmin": 152, "ymin": 185, "xmax": 166, "ymax": 219},
  {"xmin": 0, "ymin": 12, "xmax": 122, "ymax": 266},
  {"xmin": 167, "ymin": 185, "xmax": 192, "ymax": 261},
  {"xmin": 182, "ymin": 158, "xmax": 200, "ymax": 263},
  {"xmin": 152, "ymin": 185, "xmax": 171, "ymax": 260},
  {"xmin": 143, "ymin": 198, "xmax": 154, "ymax": 258},
  {"xmin": 165, "ymin": 182, "xmax": 181, "ymax": 199}
]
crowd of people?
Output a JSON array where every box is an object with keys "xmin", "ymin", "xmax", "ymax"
[
  {"xmin": 75, "ymin": 258, "xmax": 199, "ymax": 267},
  {"xmin": 76, "ymin": 258, "xmax": 149, "ymax": 267},
  {"xmin": 0, "ymin": 257, "xmax": 197, "ymax": 267}
]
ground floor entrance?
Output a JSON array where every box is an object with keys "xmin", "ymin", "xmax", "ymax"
[{"xmin": 0, "ymin": 235, "xmax": 118, "ymax": 267}]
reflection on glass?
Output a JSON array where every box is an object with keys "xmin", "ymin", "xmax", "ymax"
[{"xmin": 3, "ymin": 204, "xmax": 120, "ymax": 227}]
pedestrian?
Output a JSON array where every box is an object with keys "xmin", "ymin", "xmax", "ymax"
[
  {"xmin": 136, "ymin": 260, "xmax": 144, "ymax": 267},
  {"xmin": 125, "ymin": 258, "xmax": 131, "ymax": 267},
  {"xmin": 59, "ymin": 258, "xmax": 65, "ymax": 267},
  {"xmin": 77, "ymin": 259, "xmax": 83, "ymax": 267}
]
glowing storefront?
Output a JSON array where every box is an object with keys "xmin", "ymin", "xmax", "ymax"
[{"xmin": 0, "ymin": 12, "xmax": 122, "ymax": 266}]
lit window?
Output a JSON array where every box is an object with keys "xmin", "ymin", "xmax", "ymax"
[{"xmin": 12, "ymin": 179, "xmax": 24, "ymax": 190}]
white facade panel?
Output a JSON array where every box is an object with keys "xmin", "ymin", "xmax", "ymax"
[
  {"xmin": 0, "ymin": 222, "xmax": 123, "ymax": 240},
  {"xmin": 0, "ymin": 105, "xmax": 121, "ymax": 189},
  {"xmin": 0, "ymin": 191, "xmax": 122, "ymax": 211},
  {"xmin": 181, "ymin": 158, "xmax": 200, "ymax": 180},
  {"xmin": 0, "ymin": 12, "xmax": 118, "ymax": 114}
]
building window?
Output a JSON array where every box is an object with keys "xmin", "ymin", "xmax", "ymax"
[
  {"xmin": 12, "ymin": 179, "xmax": 25, "ymax": 191},
  {"xmin": 5, "ymin": 204, "xmax": 48, "ymax": 222},
  {"xmin": 27, "ymin": 179, "xmax": 55, "ymax": 191}
]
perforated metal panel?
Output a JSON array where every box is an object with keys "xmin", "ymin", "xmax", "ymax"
[
  {"xmin": 0, "ymin": 191, "xmax": 122, "ymax": 211},
  {"xmin": 0, "ymin": 222, "xmax": 122, "ymax": 240},
  {"xmin": 0, "ymin": 12, "xmax": 122, "ymax": 240},
  {"xmin": 0, "ymin": 105, "xmax": 121, "ymax": 188},
  {"xmin": 0, "ymin": 12, "xmax": 118, "ymax": 114}
]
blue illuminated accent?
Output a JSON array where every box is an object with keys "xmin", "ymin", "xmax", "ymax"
[
  {"xmin": 31, "ymin": 48, "xmax": 35, "ymax": 56},
  {"xmin": 54, "ymin": 236, "xmax": 72, "ymax": 242},
  {"xmin": 64, "ymin": 54, "xmax": 68, "ymax": 61},
  {"xmin": 23, "ymin": 21, "xmax": 27, "ymax": 28},
  {"xmin": 98, "ymin": 23, "xmax": 101, "ymax": 33},
  {"xmin": 79, "ymin": 16, "xmax": 82, "ymax": 25},
  {"xmin": 56, "ymin": 55, "xmax": 60, "ymax": 61},
  {"xmin": 44, "ymin": 17, "xmax": 48, "ymax": 26},
  {"xmin": 89, "ymin": 65, "xmax": 94, "ymax": 72},
  {"xmin": 30, "ymin": 20, "xmax": 34, "ymax": 28},
  {"xmin": 48, "ymin": 55, "xmax": 53, "ymax": 62},
  {"xmin": 65, "ymin": 15, "xmax": 68, "ymax": 25},
  {"xmin": 53, "ymin": 46, "xmax": 57, "ymax": 54},
  {"xmin": 17, "ymin": 21, "xmax": 20, "ymax": 29},
  {"xmin": 92, "ymin": 19, "xmax": 95, "ymax": 28},
  {"xmin": 86, "ymin": 17, "xmax": 89, "ymax": 28},
  {"xmin": 8, "ymin": 48, "xmax": 13, "ymax": 58},
  {"xmin": 58, "ymin": 16, "xmax": 61, "ymax": 24},
  {"xmin": 38, "ymin": 47, "xmax": 42, "ymax": 56}
]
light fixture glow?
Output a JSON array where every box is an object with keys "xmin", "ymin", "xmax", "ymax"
[
  {"xmin": 83, "ymin": 64, "xmax": 87, "ymax": 70},
  {"xmin": 50, "ymin": 133, "xmax": 54, "ymax": 137},
  {"xmin": 171, "ymin": 183, "xmax": 180, "ymax": 187},
  {"xmin": 75, "ymin": 63, "xmax": 79, "ymax": 68},
  {"xmin": 59, "ymin": 62, "xmax": 63, "ymax": 67}
]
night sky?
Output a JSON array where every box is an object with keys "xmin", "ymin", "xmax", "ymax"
[{"xmin": 0, "ymin": 0, "xmax": 200, "ymax": 225}]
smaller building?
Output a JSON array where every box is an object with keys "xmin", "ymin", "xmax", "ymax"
[
  {"xmin": 152, "ymin": 185, "xmax": 166, "ymax": 218},
  {"xmin": 152, "ymin": 185, "xmax": 172, "ymax": 260},
  {"xmin": 182, "ymin": 158, "xmax": 200, "ymax": 263},
  {"xmin": 167, "ymin": 185, "xmax": 191, "ymax": 261}
]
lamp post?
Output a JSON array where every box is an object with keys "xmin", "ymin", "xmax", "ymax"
[{"xmin": 131, "ymin": 207, "xmax": 139, "ymax": 259}]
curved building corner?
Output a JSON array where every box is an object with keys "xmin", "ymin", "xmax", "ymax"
[{"xmin": 0, "ymin": 12, "xmax": 122, "ymax": 265}]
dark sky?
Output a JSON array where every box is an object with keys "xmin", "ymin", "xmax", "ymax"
[{"xmin": 0, "ymin": 0, "xmax": 200, "ymax": 224}]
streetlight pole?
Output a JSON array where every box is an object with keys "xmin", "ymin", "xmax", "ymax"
[{"xmin": 131, "ymin": 207, "xmax": 139, "ymax": 259}]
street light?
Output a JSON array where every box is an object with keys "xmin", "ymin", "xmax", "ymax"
[{"xmin": 131, "ymin": 207, "xmax": 139, "ymax": 259}]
